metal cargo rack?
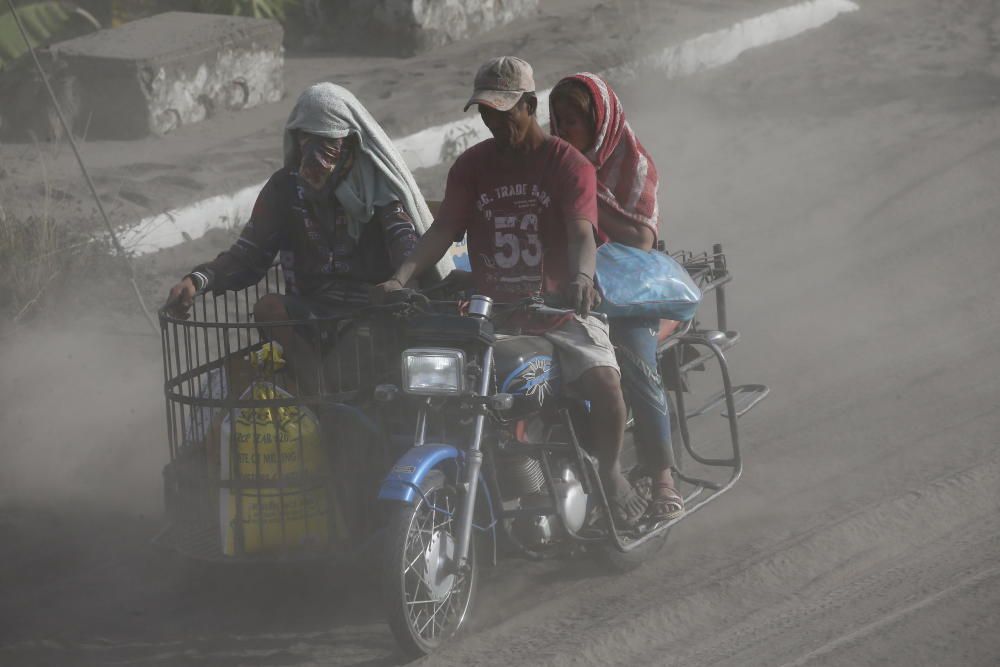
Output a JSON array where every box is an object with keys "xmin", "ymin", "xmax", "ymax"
[
  {"xmin": 628, "ymin": 242, "xmax": 769, "ymax": 547},
  {"xmin": 155, "ymin": 267, "xmax": 407, "ymax": 562}
]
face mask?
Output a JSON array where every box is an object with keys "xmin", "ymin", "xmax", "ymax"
[{"xmin": 298, "ymin": 135, "xmax": 349, "ymax": 194}]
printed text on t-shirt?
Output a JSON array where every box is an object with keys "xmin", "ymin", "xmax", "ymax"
[{"xmin": 474, "ymin": 184, "xmax": 552, "ymax": 294}]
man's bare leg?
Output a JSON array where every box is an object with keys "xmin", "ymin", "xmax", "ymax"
[
  {"xmin": 572, "ymin": 366, "xmax": 644, "ymax": 523},
  {"xmin": 253, "ymin": 294, "xmax": 323, "ymax": 394}
]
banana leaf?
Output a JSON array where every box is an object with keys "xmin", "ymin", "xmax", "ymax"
[{"xmin": 0, "ymin": 2, "xmax": 99, "ymax": 68}]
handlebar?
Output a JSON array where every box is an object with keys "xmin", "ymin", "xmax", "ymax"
[
  {"xmin": 491, "ymin": 297, "xmax": 608, "ymax": 324},
  {"xmin": 378, "ymin": 291, "xmax": 610, "ymax": 324}
]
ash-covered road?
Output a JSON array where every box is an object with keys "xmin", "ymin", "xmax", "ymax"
[{"xmin": 2, "ymin": 0, "xmax": 999, "ymax": 665}]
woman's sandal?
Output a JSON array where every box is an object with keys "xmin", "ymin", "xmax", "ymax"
[{"xmin": 644, "ymin": 483, "xmax": 685, "ymax": 523}]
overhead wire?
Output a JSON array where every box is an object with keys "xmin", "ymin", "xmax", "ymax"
[{"xmin": 5, "ymin": 0, "xmax": 158, "ymax": 333}]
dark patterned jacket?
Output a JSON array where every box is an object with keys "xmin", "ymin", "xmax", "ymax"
[{"xmin": 190, "ymin": 167, "xmax": 417, "ymax": 305}]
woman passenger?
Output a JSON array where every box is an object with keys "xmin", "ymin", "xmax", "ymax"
[{"xmin": 550, "ymin": 72, "xmax": 683, "ymax": 522}]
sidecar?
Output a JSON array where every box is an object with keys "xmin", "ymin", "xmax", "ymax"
[{"xmin": 154, "ymin": 266, "xmax": 408, "ymax": 562}]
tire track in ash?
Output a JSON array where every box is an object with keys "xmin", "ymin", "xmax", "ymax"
[
  {"xmin": 422, "ymin": 458, "xmax": 1000, "ymax": 666},
  {"xmin": 632, "ymin": 517, "xmax": 1000, "ymax": 666},
  {"xmin": 786, "ymin": 565, "xmax": 1000, "ymax": 667},
  {"xmin": 774, "ymin": 564, "xmax": 1000, "ymax": 667}
]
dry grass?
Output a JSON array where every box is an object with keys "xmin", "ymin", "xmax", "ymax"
[
  {"xmin": 0, "ymin": 208, "xmax": 119, "ymax": 328},
  {"xmin": 1, "ymin": 144, "xmax": 52, "ymax": 322},
  {"xmin": 0, "ymin": 159, "xmax": 104, "ymax": 326},
  {"xmin": 1, "ymin": 211, "xmax": 62, "ymax": 323}
]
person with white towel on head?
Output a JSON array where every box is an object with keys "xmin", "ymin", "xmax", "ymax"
[{"xmin": 165, "ymin": 83, "xmax": 454, "ymax": 368}]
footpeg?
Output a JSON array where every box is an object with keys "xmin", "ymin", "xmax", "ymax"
[{"xmin": 686, "ymin": 384, "xmax": 769, "ymax": 419}]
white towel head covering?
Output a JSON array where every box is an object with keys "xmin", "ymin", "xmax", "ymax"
[{"xmin": 284, "ymin": 83, "xmax": 454, "ymax": 281}]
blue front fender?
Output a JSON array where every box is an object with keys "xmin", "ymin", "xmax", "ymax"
[{"xmin": 378, "ymin": 444, "xmax": 461, "ymax": 504}]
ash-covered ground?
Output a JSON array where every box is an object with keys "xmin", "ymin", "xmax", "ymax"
[{"xmin": 2, "ymin": 0, "xmax": 1000, "ymax": 665}]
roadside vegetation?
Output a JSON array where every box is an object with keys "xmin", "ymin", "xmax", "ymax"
[
  {"xmin": 0, "ymin": 0, "xmax": 304, "ymax": 329},
  {"xmin": 0, "ymin": 195, "xmax": 85, "ymax": 327},
  {"xmin": 0, "ymin": 154, "xmax": 124, "ymax": 328}
]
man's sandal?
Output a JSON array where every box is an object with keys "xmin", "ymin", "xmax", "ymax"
[
  {"xmin": 644, "ymin": 483, "xmax": 685, "ymax": 523},
  {"xmin": 606, "ymin": 476, "xmax": 647, "ymax": 529}
]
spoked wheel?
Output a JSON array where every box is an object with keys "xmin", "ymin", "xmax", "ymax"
[{"xmin": 382, "ymin": 473, "xmax": 477, "ymax": 658}]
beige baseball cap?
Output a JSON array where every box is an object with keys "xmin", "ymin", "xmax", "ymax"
[{"xmin": 464, "ymin": 56, "xmax": 536, "ymax": 112}]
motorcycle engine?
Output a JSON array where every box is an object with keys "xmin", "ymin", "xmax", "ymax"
[
  {"xmin": 552, "ymin": 465, "xmax": 588, "ymax": 534},
  {"xmin": 496, "ymin": 454, "xmax": 546, "ymax": 498},
  {"xmin": 497, "ymin": 416, "xmax": 589, "ymax": 548},
  {"xmin": 503, "ymin": 459, "xmax": 588, "ymax": 547}
]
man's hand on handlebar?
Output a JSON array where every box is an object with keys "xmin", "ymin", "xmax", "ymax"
[
  {"xmin": 369, "ymin": 277, "xmax": 405, "ymax": 305},
  {"xmin": 565, "ymin": 273, "xmax": 601, "ymax": 318},
  {"xmin": 165, "ymin": 276, "xmax": 198, "ymax": 319}
]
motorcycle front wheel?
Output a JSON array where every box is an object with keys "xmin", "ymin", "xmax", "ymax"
[{"xmin": 382, "ymin": 472, "xmax": 477, "ymax": 658}]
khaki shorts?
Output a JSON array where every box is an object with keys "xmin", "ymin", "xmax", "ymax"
[{"xmin": 543, "ymin": 314, "xmax": 620, "ymax": 385}]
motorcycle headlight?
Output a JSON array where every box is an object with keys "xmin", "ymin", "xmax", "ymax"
[{"xmin": 402, "ymin": 348, "xmax": 465, "ymax": 396}]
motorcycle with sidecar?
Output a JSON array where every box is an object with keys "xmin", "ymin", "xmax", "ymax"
[{"xmin": 155, "ymin": 243, "xmax": 767, "ymax": 657}]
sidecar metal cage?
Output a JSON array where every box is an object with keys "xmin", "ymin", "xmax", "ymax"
[{"xmin": 155, "ymin": 267, "xmax": 406, "ymax": 561}]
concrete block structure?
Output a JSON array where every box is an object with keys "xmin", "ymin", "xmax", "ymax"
[
  {"xmin": 305, "ymin": 0, "xmax": 541, "ymax": 56},
  {"xmin": 50, "ymin": 12, "xmax": 284, "ymax": 138}
]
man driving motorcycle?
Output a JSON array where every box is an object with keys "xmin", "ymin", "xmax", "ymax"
[{"xmin": 372, "ymin": 57, "xmax": 644, "ymax": 526}]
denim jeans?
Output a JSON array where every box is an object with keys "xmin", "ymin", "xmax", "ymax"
[{"xmin": 610, "ymin": 317, "xmax": 674, "ymax": 471}]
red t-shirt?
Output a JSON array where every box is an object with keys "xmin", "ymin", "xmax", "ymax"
[{"xmin": 436, "ymin": 136, "xmax": 598, "ymax": 301}]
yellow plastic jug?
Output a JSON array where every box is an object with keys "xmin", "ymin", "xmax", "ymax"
[{"xmin": 218, "ymin": 344, "xmax": 346, "ymax": 555}]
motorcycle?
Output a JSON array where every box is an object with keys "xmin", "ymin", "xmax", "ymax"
[{"xmin": 376, "ymin": 243, "xmax": 769, "ymax": 656}]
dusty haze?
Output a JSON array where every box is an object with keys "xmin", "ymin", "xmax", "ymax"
[{"xmin": 2, "ymin": 0, "xmax": 999, "ymax": 664}]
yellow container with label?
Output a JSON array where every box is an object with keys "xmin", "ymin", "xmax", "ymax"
[{"xmin": 217, "ymin": 346, "xmax": 347, "ymax": 555}]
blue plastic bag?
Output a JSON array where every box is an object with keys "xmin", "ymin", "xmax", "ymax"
[{"xmin": 594, "ymin": 243, "xmax": 702, "ymax": 320}]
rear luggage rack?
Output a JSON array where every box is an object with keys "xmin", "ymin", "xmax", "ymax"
[
  {"xmin": 604, "ymin": 243, "xmax": 769, "ymax": 553},
  {"xmin": 687, "ymin": 384, "xmax": 770, "ymax": 420}
]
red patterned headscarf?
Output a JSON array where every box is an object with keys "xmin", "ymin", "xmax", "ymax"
[{"xmin": 549, "ymin": 72, "xmax": 659, "ymax": 238}]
